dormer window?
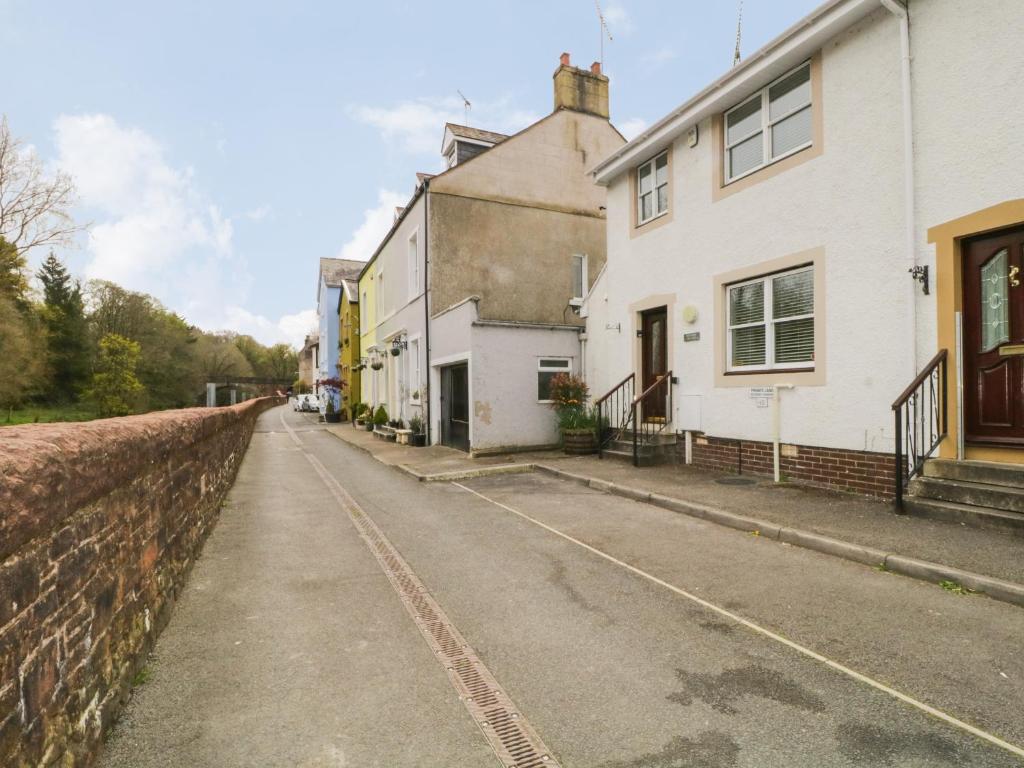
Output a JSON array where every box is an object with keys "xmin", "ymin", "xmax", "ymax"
[
  {"xmin": 440, "ymin": 124, "xmax": 508, "ymax": 168},
  {"xmin": 725, "ymin": 61, "xmax": 812, "ymax": 183}
]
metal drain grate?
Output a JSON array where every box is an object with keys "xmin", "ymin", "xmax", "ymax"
[{"xmin": 300, "ymin": 450, "xmax": 560, "ymax": 768}]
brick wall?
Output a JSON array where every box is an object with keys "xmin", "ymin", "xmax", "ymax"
[
  {"xmin": 686, "ymin": 432, "xmax": 895, "ymax": 498},
  {"xmin": 0, "ymin": 397, "xmax": 283, "ymax": 768}
]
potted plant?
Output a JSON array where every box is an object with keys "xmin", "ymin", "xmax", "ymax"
[
  {"xmin": 353, "ymin": 402, "xmax": 368, "ymax": 426},
  {"xmin": 371, "ymin": 361, "xmax": 383, "ymax": 371},
  {"xmin": 548, "ymin": 372, "xmax": 597, "ymax": 455},
  {"xmin": 373, "ymin": 405, "xmax": 389, "ymax": 430},
  {"xmin": 409, "ymin": 414, "xmax": 426, "ymax": 447}
]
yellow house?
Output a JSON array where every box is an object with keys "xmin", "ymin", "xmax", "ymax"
[
  {"xmin": 357, "ymin": 266, "xmax": 379, "ymax": 411},
  {"xmin": 338, "ymin": 279, "xmax": 361, "ymax": 416}
]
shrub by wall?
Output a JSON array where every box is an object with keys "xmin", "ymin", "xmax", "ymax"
[{"xmin": 0, "ymin": 397, "xmax": 284, "ymax": 767}]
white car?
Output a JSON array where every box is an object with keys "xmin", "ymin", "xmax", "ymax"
[{"xmin": 293, "ymin": 394, "xmax": 318, "ymax": 412}]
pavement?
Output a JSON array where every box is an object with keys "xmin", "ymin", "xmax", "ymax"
[
  {"xmin": 327, "ymin": 419, "xmax": 1024, "ymax": 596},
  {"xmin": 97, "ymin": 406, "xmax": 1024, "ymax": 767}
]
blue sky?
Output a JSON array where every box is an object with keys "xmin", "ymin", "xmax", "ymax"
[{"xmin": 1, "ymin": 0, "xmax": 821, "ymax": 346}]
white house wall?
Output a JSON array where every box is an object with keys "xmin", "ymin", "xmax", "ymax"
[{"xmin": 587, "ymin": 8, "xmax": 908, "ymax": 454}]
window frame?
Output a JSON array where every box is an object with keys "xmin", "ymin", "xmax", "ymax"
[
  {"xmin": 408, "ymin": 230, "xmax": 419, "ymax": 300},
  {"xmin": 570, "ymin": 253, "xmax": 588, "ymax": 307},
  {"xmin": 408, "ymin": 337, "xmax": 421, "ymax": 404},
  {"xmin": 723, "ymin": 60, "xmax": 813, "ymax": 184},
  {"xmin": 375, "ymin": 269, "xmax": 383, "ymax": 319},
  {"xmin": 635, "ymin": 151, "xmax": 669, "ymax": 226},
  {"xmin": 725, "ymin": 264, "xmax": 815, "ymax": 374},
  {"xmin": 360, "ymin": 292, "xmax": 367, "ymax": 334},
  {"xmin": 537, "ymin": 357, "xmax": 572, "ymax": 403}
]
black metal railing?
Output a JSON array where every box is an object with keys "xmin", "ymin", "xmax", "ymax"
[
  {"xmin": 892, "ymin": 349, "xmax": 948, "ymax": 511},
  {"xmin": 595, "ymin": 373, "xmax": 635, "ymax": 458},
  {"xmin": 632, "ymin": 372, "xmax": 672, "ymax": 466}
]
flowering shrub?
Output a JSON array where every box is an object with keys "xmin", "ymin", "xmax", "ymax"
[{"xmin": 547, "ymin": 373, "xmax": 596, "ymax": 431}]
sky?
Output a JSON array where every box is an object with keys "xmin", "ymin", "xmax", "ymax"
[{"xmin": 1, "ymin": 0, "xmax": 821, "ymax": 348}]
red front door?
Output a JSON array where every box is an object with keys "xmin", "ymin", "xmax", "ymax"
[{"xmin": 962, "ymin": 226, "xmax": 1024, "ymax": 444}]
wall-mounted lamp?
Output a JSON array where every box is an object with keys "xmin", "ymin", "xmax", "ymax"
[{"xmin": 908, "ymin": 265, "xmax": 929, "ymax": 295}]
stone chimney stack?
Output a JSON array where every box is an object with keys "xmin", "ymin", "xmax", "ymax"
[{"xmin": 552, "ymin": 52, "xmax": 610, "ymax": 119}]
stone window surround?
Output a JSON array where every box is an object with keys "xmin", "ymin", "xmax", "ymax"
[{"xmin": 713, "ymin": 246, "xmax": 827, "ymax": 387}]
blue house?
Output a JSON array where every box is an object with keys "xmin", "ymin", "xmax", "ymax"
[{"xmin": 317, "ymin": 257, "xmax": 364, "ymax": 412}]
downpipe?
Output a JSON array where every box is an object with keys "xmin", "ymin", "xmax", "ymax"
[{"xmin": 772, "ymin": 384, "xmax": 795, "ymax": 483}]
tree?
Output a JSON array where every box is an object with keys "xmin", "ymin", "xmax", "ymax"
[
  {"xmin": 0, "ymin": 294, "xmax": 44, "ymax": 408},
  {"xmin": 0, "ymin": 236, "xmax": 29, "ymax": 311},
  {"xmin": 0, "ymin": 116, "xmax": 82, "ymax": 258},
  {"xmin": 38, "ymin": 253, "xmax": 89, "ymax": 401},
  {"xmin": 88, "ymin": 333, "xmax": 144, "ymax": 417}
]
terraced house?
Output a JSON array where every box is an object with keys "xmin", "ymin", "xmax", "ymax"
[
  {"xmin": 359, "ymin": 53, "xmax": 625, "ymax": 452},
  {"xmin": 584, "ymin": 0, "xmax": 1024, "ymax": 524},
  {"xmin": 315, "ymin": 257, "xmax": 362, "ymax": 411}
]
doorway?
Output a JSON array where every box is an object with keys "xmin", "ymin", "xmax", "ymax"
[
  {"xmin": 440, "ymin": 363, "xmax": 470, "ymax": 451},
  {"xmin": 640, "ymin": 306, "xmax": 668, "ymax": 421},
  {"xmin": 962, "ymin": 225, "xmax": 1024, "ymax": 445}
]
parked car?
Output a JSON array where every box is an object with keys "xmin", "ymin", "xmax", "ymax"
[{"xmin": 292, "ymin": 394, "xmax": 317, "ymax": 412}]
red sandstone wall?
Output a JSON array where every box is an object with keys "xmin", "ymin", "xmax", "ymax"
[
  {"xmin": 687, "ymin": 433, "xmax": 895, "ymax": 498},
  {"xmin": 0, "ymin": 397, "xmax": 284, "ymax": 767}
]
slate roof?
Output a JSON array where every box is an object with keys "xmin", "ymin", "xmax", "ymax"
[
  {"xmin": 319, "ymin": 257, "xmax": 364, "ymax": 287},
  {"xmin": 444, "ymin": 123, "xmax": 509, "ymax": 146}
]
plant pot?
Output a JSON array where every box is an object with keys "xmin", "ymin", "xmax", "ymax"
[
  {"xmin": 561, "ymin": 428, "xmax": 597, "ymax": 455},
  {"xmin": 364, "ymin": 422, "xmax": 374, "ymax": 432},
  {"xmin": 410, "ymin": 433, "xmax": 427, "ymax": 447},
  {"xmin": 324, "ymin": 412, "xmax": 341, "ymax": 423}
]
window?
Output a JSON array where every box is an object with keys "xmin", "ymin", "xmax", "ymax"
[
  {"xmin": 727, "ymin": 265, "xmax": 814, "ymax": 372},
  {"xmin": 360, "ymin": 292, "xmax": 367, "ymax": 333},
  {"xmin": 408, "ymin": 231, "xmax": 419, "ymax": 299},
  {"xmin": 571, "ymin": 254, "xmax": 587, "ymax": 306},
  {"xmin": 537, "ymin": 358, "xmax": 571, "ymax": 401},
  {"xmin": 408, "ymin": 338, "xmax": 421, "ymax": 402},
  {"xmin": 375, "ymin": 271, "xmax": 383, "ymax": 318},
  {"xmin": 725, "ymin": 61, "xmax": 812, "ymax": 183},
  {"xmin": 636, "ymin": 151, "xmax": 669, "ymax": 225}
]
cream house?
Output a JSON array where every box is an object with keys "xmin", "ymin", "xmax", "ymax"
[
  {"xmin": 359, "ymin": 54, "xmax": 625, "ymax": 453},
  {"xmin": 584, "ymin": 0, "xmax": 1024, "ymax": 521}
]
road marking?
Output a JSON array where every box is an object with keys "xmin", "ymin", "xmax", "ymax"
[
  {"xmin": 279, "ymin": 410, "xmax": 561, "ymax": 768},
  {"xmin": 452, "ymin": 480, "xmax": 1024, "ymax": 760}
]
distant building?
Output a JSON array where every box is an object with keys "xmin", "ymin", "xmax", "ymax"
[
  {"xmin": 358, "ymin": 53, "xmax": 624, "ymax": 452},
  {"xmin": 298, "ymin": 333, "xmax": 318, "ymax": 389},
  {"xmin": 316, "ymin": 257, "xmax": 363, "ymax": 410},
  {"xmin": 337, "ymin": 278, "xmax": 360, "ymax": 417}
]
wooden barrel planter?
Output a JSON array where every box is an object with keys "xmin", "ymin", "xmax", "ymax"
[{"xmin": 562, "ymin": 429, "xmax": 597, "ymax": 455}]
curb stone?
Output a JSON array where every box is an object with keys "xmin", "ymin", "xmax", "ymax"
[{"xmin": 533, "ymin": 464, "xmax": 1024, "ymax": 609}]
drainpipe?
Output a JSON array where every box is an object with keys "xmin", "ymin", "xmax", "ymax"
[
  {"xmin": 880, "ymin": 0, "xmax": 918, "ymax": 377},
  {"xmin": 423, "ymin": 180, "xmax": 432, "ymax": 445}
]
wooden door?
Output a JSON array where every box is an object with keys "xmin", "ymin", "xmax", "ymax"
[
  {"xmin": 962, "ymin": 226, "xmax": 1024, "ymax": 444},
  {"xmin": 440, "ymin": 363, "xmax": 470, "ymax": 452},
  {"xmin": 640, "ymin": 307, "xmax": 668, "ymax": 420}
]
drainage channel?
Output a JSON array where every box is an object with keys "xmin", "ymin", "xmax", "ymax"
[{"xmin": 280, "ymin": 411, "xmax": 560, "ymax": 768}]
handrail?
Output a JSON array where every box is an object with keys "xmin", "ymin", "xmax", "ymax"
[
  {"xmin": 892, "ymin": 349, "xmax": 948, "ymax": 409},
  {"xmin": 595, "ymin": 373, "xmax": 635, "ymax": 459},
  {"xmin": 633, "ymin": 372, "xmax": 670, "ymax": 406},
  {"xmin": 891, "ymin": 350, "xmax": 948, "ymax": 511},
  {"xmin": 595, "ymin": 372, "xmax": 635, "ymax": 407}
]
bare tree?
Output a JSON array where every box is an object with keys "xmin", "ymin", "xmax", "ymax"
[{"xmin": 0, "ymin": 115, "xmax": 83, "ymax": 257}]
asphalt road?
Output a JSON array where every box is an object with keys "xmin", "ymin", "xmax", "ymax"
[{"xmin": 98, "ymin": 406, "xmax": 1024, "ymax": 767}]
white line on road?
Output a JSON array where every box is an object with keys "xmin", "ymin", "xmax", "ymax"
[{"xmin": 452, "ymin": 481, "xmax": 1024, "ymax": 760}]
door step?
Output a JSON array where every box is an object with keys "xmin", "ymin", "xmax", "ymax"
[
  {"xmin": 906, "ymin": 458, "xmax": 1024, "ymax": 536},
  {"xmin": 903, "ymin": 496, "xmax": 1024, "ymax": 536},
  {"xmin": 910, "ymin": 476, "xmax": 1024, "ymax": 514},
  {"xmin": 922, "ymin": 458, "xmax": 1024, "ymax": 487}
]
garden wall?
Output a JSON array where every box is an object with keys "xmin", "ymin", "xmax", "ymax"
[{"xmin": 0, "ymin": 397, "xmax": 284, "ymax": 767}]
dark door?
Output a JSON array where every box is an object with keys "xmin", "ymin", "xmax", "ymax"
[
  {"xmin": 963, "ymin": 226, "xmax": 1024, "ymax": 444},
  {"xmin": 440, "ymin": 363, "xmax": 470, "ymax": 452},
  {"xmin": 640, "ymin": 307, "xmax": 668, "ymax": 421}
]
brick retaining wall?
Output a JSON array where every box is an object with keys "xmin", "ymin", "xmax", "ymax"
[
  {"xmin": 687, "ymin": 432, "xmax": 895, "ymax": 498},
  {"xmin": 0, "ymin": 397, "xmax": 284, "ymax": 768}
]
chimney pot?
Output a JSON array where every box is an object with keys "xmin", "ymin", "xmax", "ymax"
[
  {"xmin": 560, "ymin": 52, "xmax": 571, "ymax": 67},
  {"xmin": 590, "ymin": 61, "xmax": 601, "ymax": 74}
]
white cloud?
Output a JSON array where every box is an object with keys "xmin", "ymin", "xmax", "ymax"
[
  {"xmin": 642, "ymin": 46, "xmax": 677, "ymax": 67},
  {"xmin": 349, "ymin": 96, "xmax": 539, "ymax": 158},
  {"xmin": 337, "ymin": 189, "xmax": 407, "ymax": 262},
  {"xmin": 618, "ymin": 117, "xmax": 649, "ymax": 141},
  {"xmin": 52, "ymin": 113, "xmax": 308, "ymax": 349}
]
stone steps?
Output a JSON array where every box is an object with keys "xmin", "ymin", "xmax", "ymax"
[{"xmin": 907, "ymin": 458, "xmax": 1024, "ymax": 536}]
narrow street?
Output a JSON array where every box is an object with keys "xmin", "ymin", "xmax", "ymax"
[{"xmin": 99, "ymin": 406, "xmax": 1024, "ymax": 767}]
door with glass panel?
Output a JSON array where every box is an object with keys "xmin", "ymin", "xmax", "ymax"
[
  {"xmin": 640, "ymin": 307, "xmax": 668, "ymax": 420},
  {"xmin": 963, "ymin": 226, "xmax": 1024, "ymax": 443}
]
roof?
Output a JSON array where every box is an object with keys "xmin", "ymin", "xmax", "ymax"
[
  {"xmin": 590, "ymin": 0, "xmax": 881, "ymax": 184},
  {"xmin": 444, "ymin": 123, "xmax": 509, "ymax": 145},
  {"xmin": 416, "ymin": 172, "xmax": 435, "ymax": 186},
  {"xmin": 319, "ymin": 257, "xmax": 364, "ymax": 287},
  {"xmin": 342, "ymin": 278, "xmax": 359, "ymax": 302}
]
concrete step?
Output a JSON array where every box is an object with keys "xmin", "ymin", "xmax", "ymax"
[
  {"xmin": 923, "ymin": 458, "xmax": 1024, "ymax": 488},
  {"xmin": 903, "ymin": 496, "xmax": 1024, "ymax": 537},
  {"xmin": 911, "ymin": 475, "xmax": 1024, "ymax": 514},
  {"xmin": 601, "ymin": 448, "xmax": 657, "ymax": 467}
]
